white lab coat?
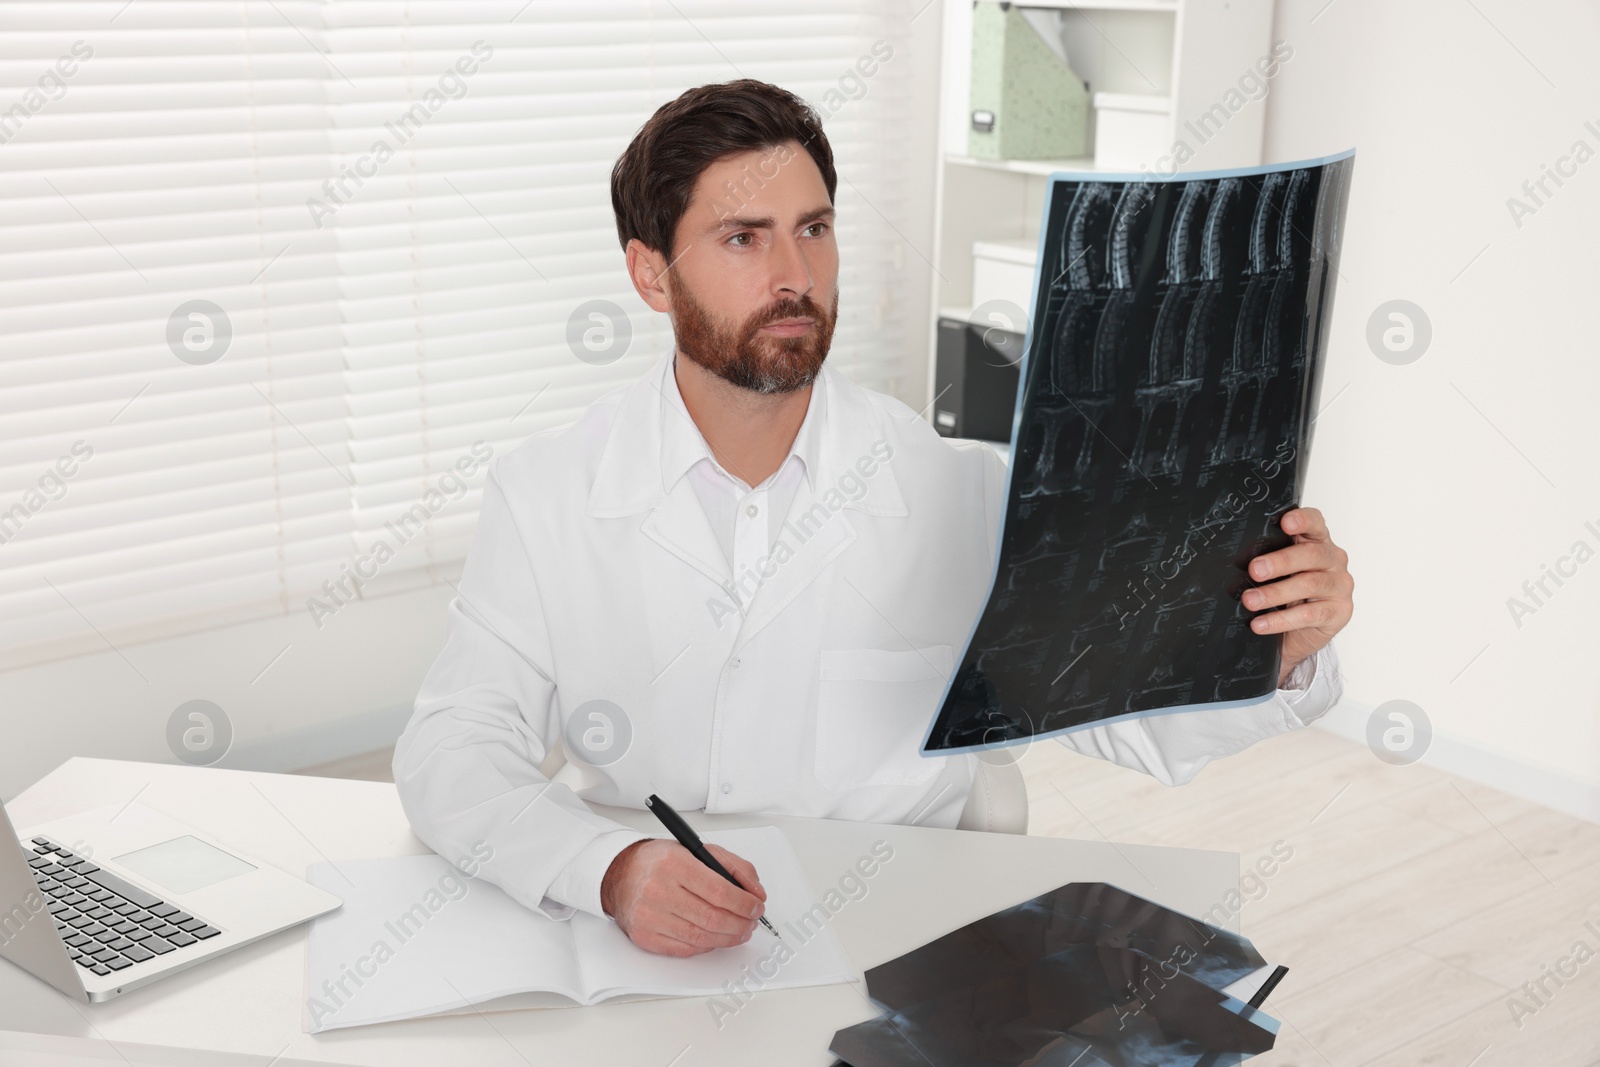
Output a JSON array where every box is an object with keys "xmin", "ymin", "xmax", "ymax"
[{"xmin": 392, "ymin": 350, "xmax": 1340, "ymax": 922}]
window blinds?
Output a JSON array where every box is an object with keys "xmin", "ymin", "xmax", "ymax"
[{"xmin": 0, "ymin": 1, "xmax": 913, "ymax": 671}]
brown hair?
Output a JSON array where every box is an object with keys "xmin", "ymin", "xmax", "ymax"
[{"xmin": 610, "ymin": 79, "xmax": 836, "ymax": 260}]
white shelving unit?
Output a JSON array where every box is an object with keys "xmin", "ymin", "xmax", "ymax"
[
  {"xmin": 926, "ymin": 0, "xmax": 1276, "ymax": 408},
  {"xmin": 1013, "ymin": 1, "xmax": 1180, "ymax": 10},
  {"xmin": 945, "ymin": 154, "xmax": 1097, "ymax": 177}
]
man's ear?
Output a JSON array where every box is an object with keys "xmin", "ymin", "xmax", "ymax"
[{"xmin": 625, "ymin": 238, "xmax": 674, "ymax": 314}]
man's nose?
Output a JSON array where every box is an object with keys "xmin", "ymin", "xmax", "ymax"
[{"xmin": 768, "ymin": 233, "xmax": 814, "ymax": 299}]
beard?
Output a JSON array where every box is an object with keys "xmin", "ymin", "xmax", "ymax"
[{"xmin": 670, "ymin": 277, "xmax": 838, "ymax": 395}]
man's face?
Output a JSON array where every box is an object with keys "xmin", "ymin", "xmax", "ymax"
[{"xmin": 663, "ymin": 141, "xmax": 840, "ymax": 395}]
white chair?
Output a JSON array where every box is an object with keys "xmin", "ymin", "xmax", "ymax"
[
  {"xmin": 539, "ymin": 741, "xmax": 1030, "ymax": 836},
  {"xmin": 956, "ymin": 753, "xmax": 1029, "ymax": 835}
]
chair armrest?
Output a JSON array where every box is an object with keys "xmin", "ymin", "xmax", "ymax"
[{"xmin": 957, "ymin": 755, "xmax": 1029, "ymax": 834}]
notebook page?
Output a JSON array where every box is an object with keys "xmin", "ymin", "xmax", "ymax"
[{"xmin": 304, "ymin": 855, "xmax": 581, "ymax": 1032}]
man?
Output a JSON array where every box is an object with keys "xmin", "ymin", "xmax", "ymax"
[{"xmin": 393, "ymin": 80, "xmax": 1353, "ymax": 959}]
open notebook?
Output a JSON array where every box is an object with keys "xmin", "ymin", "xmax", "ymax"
[{"xmin": 303, "ymin": 825, "xmax": 855, "ymax": 1032}]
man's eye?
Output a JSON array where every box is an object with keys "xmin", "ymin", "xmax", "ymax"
[
  {"xmin": 728, "ymin": 232, "xmax": 753, "ymax": 247},
  {"xmin": 804, "ymin": 223, "xmax": 829, "ymax": 237}
]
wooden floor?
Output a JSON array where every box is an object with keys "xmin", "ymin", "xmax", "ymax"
[{"xmin": 299, "ymin": 728, "xmax": 1600, "ymax": 1065}]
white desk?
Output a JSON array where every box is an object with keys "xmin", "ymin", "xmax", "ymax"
[{"xmin": 3, "ymin": 759, "xmax": 1241, "ymax": 1066}]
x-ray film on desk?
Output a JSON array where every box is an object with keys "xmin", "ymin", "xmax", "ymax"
[{"xmin": 924, "ymin": 152, "xmax": 1354, "ymax": 755}]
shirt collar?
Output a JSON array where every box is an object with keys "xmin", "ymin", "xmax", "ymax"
[
  {"xmin": 587, "ymin": 349, "xmax": 906, "ymax": 521},
  {"xmin": 659, "ymin": 352, "xmax": 825, "ymax": 494}
]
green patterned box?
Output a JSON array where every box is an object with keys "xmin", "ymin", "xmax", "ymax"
[{"xmin": 968, "ymin": 3, "xmax": 1089, "ymax": 161}]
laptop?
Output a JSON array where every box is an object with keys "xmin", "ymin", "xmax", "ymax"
[{"xmin": 0, "ymin": 795, "xmax": 341, "ymax": 1002}]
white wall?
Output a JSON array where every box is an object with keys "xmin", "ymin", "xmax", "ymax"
[
  {"xmin": 889, "ymin": 0, "xmax": 947, "ymax": 415},
  {"xmin": 1260, "ymin": 0, "xmax": 1600, "ymax": 812},
  {"xmin": 0, "ymin": 585, "xmax": 454, "ymax": 799}
]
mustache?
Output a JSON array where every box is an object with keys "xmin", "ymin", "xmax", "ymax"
[{"xmin": 751, "ymin": 296, "xmax": 826, "ymax": 330}]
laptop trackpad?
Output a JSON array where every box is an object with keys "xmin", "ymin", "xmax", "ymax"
[{"xmin": 113, "ymin": 835, "xmax": 257, "ymax": 895}]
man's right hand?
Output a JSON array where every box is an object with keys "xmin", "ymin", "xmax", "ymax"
[{"xmin": 599, "ymin": 838, "xmax": 768, "ymax": 957}]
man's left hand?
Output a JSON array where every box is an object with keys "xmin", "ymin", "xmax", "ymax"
[{"xmin": 1241, "ymin": 507, "xmax": 1354, "ymax": 686}]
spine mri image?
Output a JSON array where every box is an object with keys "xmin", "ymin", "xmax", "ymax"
[{"xmin": 925, "ymin": 152, "xmax": 1354, "ymax": 755}]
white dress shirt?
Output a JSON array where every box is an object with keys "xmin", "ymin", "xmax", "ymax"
[{"xmin": 661, "ymin": 357, "xmax": 822, "ymax": 586}]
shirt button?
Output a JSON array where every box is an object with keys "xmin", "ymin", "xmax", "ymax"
[
  {"xmin": 745, "ymin": 504, "xmax": 758, "ymax": 517},
  {"xmin": 721, "ymin": 783, "xmax": 732, "ymax": 794},
  {"xmin": 731, "ymin": 657, "xmax": 741, "ymax": 668}
]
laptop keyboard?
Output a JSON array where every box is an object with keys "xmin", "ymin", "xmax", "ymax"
[{"xmin": 25, "ymin": 837, "xmax": 221, "ymax": 977}]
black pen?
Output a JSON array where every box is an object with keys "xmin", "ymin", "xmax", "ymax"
[{"xmin": 645, "ymin": 793, "xmax": 780, "ymax": 940}]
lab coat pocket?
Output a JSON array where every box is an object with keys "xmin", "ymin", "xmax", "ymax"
[{"xmin": 814, "ymin": 644, "xmax": 955, "ymax": 792}]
